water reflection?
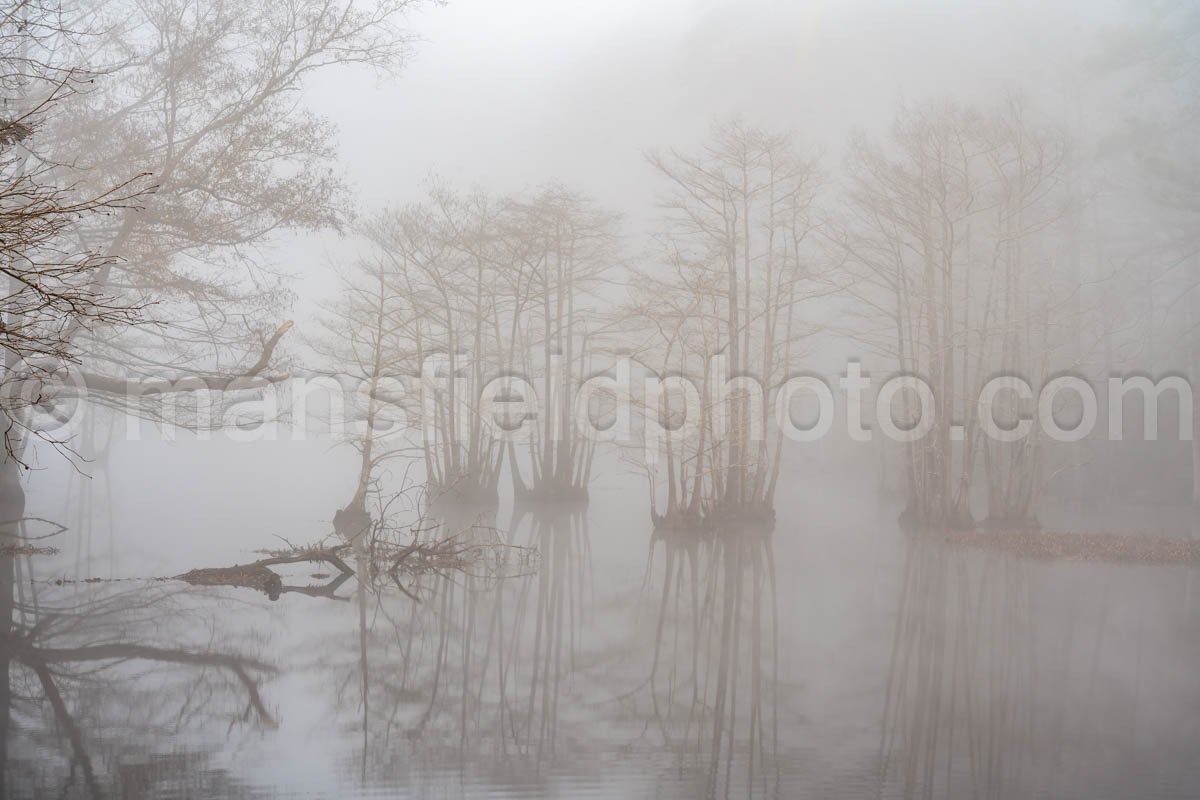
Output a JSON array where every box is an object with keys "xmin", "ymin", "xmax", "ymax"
[
  {"xmin": 340, "ymin": 502, "xmax": 591, "ymax": 786},
  {"xmin": 878, "ymin": 531, "xmax": 1200, "ymax": 800},
  {"xmin": 0, "ymin": 555, "xmax": 277, "ymax": 797},
  {"xmin": 338, "ymin": 508, "xmax": 789, "ymax": 798},
  {"xmin": 2, "ymin": 497, "xmax": 1199, "ymax": 798},
  {"xmin": 641, "ymin": 526, "xmax": 780, "ymax": 799},
  {"xmin": 879, "ymin": 534, "xmax": 1036, "ymax": 800}
]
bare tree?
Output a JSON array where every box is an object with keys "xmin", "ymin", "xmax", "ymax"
[
  {"xmin": 24, "ymin": 0, "xmax": 430, "ymax": 451},
  {"xmin": 840, "ymin": 99, "xmax": 1071, "ymax": 528},
  {"xmin": 978, "ymin": 103, "xmax": 1071, "ymax": 525},
  {"xmin": 314, "ymin": 250, "xmax": 413, "ymax": 537},
  {"xmin": 356, "ymin": 182, "xmax": 619, "ymax": 507},
  {"xmin": 637, "ymin": 117, "xmax": 823, "ymax": 529},
  {"xmin": 0, "ymin": 567, "xmax": 276, "ymax": 797},
  {"xmin": 505, "ymin": 186, "xmax": 619, "ymax": 503},
  {"xmin": 364, "ymin": 185, "xmax": 515, "ymax": 505},
  {"xmin": 0, "ymin": 0, "xmax": 154, "ymax": 467}
]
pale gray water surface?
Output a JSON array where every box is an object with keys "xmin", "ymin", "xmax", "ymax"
[{"xmin": 5, "ymin": 456, "xmax": 1200, "ymax": 799}]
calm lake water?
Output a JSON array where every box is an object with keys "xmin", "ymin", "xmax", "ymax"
[{"xmin": 4, "ymin": 450, "xmax": 1200, "ymax": 799}]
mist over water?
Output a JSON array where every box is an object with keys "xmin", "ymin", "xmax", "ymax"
[
  {"xmin": 9, "ymin": 455, "xmax": 1200, "ymax": 798},
  {"xmin": 1, "ymin": 0, "xmax": 1199, "ymax": 797}
]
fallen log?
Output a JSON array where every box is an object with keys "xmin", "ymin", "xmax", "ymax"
[
  {"xmin": 176, "ymin": 538, "xmax": 537, "ymax": 602},
  {"xmin": 176, "ymin": 563, "xmax": 285, "ymax": 600},
  {"xmin": 176, "ymin": 545, "xmax": 355, "ymax": 600}
]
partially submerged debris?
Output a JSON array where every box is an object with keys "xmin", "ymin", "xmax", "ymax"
[
  {"xmin": 0, "ymin": 517, "xmax": 69, "ymax": 556},
  {"xmin": 941, "ymin": 529, "xmax": 1200, "ymax": 565},
  {"xmin": 177, "ymin": 545, "xmax": 355, "ymax": 600},
  {"xmin": 377, "ymin": 537, "xmax": 538, "ymax": 578},
  {"xmin": 252, "ymin": 544, "xmax": 355, "ymax": 575},
  {"xmin": 176, "ymin": 563, "xmax": 285, "ymax": 599},
  {"xmin": 0, "ymin": 543, "xmax": 59, "ymax": 556},
  {"xmin": 175, "ymin": 538, "xmax": 539, "ymax": 601},
  {"xmin": 364, "ymin": 536, "xmax": 538, "ymax": 603}
]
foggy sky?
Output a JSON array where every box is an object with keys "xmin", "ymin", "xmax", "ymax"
[
  {"xmin": 283, "ymin": 0, "xmax": 1129, "ymax": 324},
  {"xmin": 303, "ymin": 0, "xmax": 1110, "ymax": 208}
]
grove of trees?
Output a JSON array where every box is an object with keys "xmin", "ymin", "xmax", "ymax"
[{"xmin": 0, "ymin": 0, "xmax": 1195, "ymax": 540}]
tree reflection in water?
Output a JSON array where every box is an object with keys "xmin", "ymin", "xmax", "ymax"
[
  {"xmin": 642, "ymin": 524, "xmax": 781, "ymax": 800},
  {"xmin": 0, "ymin": 551, "xmax": 278, "ymax": 798},
  {"xmin": 313, "ymin": 505, "xmax": 787, "ymax": 798},
  {"xmin": 878, "ymin": 531, "xmax": 1200, "ymax": 800},
  {"xmin": 336, "ymin": 502, "xmax": 587, "ymax": 784},
  {"xmin": 7, "ymin": 498, "xmax": 1197, "ymax": 798}
]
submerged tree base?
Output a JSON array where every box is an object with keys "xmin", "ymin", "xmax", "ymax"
[
  {"xmin": 426, "ymin": 478, "xmax": 500, "ymax": 508},
  {"xmin": 651, "ymin": 509, "xmax": 705, "ymax": 531},
  {"xmin": 515, "ymin": 483, "xmax": 589, "ymax": 504},
  {"xmin": 981, "ymin": 514, "xmax": 1043, "ymax": 532},
  {"xmin": 513, "ymin": 486, "xmax": 590, "ymax": 511},
  {"xmin": 897, "ymin": 502, "xmax": 1048, "ymax": 536},
  {"xmin": 652, "ymin": 503, "xmax": 776, "ymax": 536},
  {"xmin": 897, "ymin": 505, "xmax": 977, "ymax": 533}
]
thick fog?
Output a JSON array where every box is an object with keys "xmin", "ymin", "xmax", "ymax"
[{"xmin": 1, "ymin": 0, "xmax": 1198, "ymax": 797}]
